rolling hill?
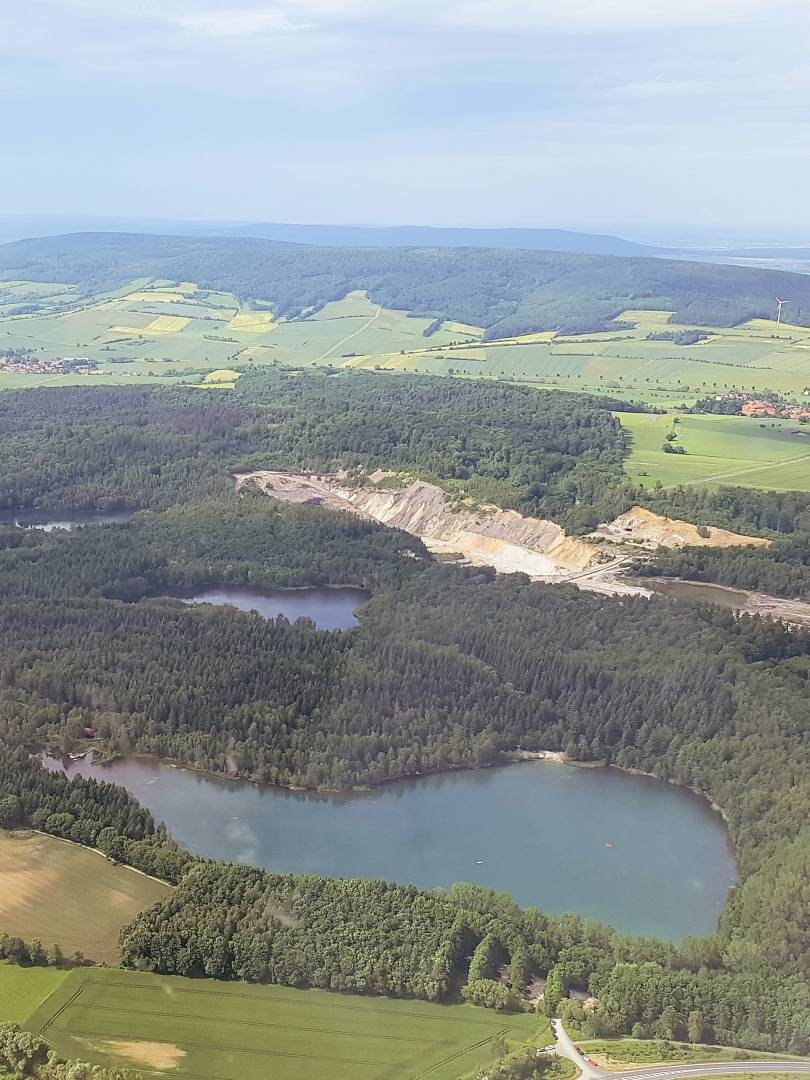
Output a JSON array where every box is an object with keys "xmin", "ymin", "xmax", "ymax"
[{"xmin": 3, "ymin": 231, "xmax": 810, "ymax": 337}]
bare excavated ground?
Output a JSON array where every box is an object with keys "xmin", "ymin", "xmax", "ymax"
[
  {"xmin": 594, "ymin": 506, "xmax": 771, "ymax": 550},
  {"xmin": 237, "ymin": 471, "xmax": 783, "ymax": 607},
  {"xmin": 234, "ymin": 470, "xmax": 768, "ymax": 591},
  {"xmin": 237, "ymin": 470, "xmax": 600, "ymax": 578}
]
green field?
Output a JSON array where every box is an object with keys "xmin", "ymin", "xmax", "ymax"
[
  {"xmin": 23, "ymin": 967, "xmax": 549, "ymax": 1080},
  {"xmin": 0, "ymin": 284, "xmax": 470, "ymax": 389},
  {"xmin": 617, "ymin": 412, "xmax": 810, "ymax": 490},
  {"xmin": 341, "ymin": 308, "xmax": 810, "ymax": 403},
  {"xmin": 0, "ymin": 831, "xmax": 171, "ymax": 964},
  {"xmin": 5, "ymin": 287, "xmax": 810, "ymax": 405},
  {"xmin": 5, "ymin": 286, "xmax": 810, "ymax": 493},
  {"xmin": 0, "ymin": 963, "xmax": 68, "ymax": 1025}
]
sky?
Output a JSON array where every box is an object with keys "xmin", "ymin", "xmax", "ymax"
[{"xmin": 3, "ymin": 0, "xmax": 809, "ymax": 241}]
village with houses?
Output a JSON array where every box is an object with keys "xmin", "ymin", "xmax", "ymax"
[
  {"xmin": 699, "ymin": 388, "xmax": 810, "ymax": 421},
  {"xmin": 0, "ymin": 347, "xmax": 100, "ymax": 376}
]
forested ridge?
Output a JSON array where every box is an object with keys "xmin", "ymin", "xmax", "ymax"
[
  {"xmin": 0, "ymin": 373, "xmax": 636, "ymax": 532},
  {"xmin": 0, "ymin": 372, "xmax": 809, "ymax": 1053},
  {"xmin": 3, "ymin": 369, "xmax": 808, "ymax": 542},
  {"xmin": 3, "ymin": 231, "xmax": 810, "ymax": 335}
]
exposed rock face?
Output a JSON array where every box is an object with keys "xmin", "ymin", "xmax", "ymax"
[
  {"xmin": 593, "ymin": 506, "xmax": 770, "ymax": 550},
  {"xmin": 237, "ymin": 471, "xmax": 769, "ymax": 585},
  {"xmin": 236, "ymin": 472, "xmax": 597, "ymax": 577}
]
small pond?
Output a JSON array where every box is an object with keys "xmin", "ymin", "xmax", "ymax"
[
  {"xmin": 179, "ymin": 585, "xmax": 370, "ymax": 630},
  {"xmin": 0, "ymin": 509, "xmax": 135, "ymax": 532}
]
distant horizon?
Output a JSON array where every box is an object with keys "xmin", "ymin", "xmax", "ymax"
[{"xmin": 2, "ymin": 213, "xmax": 810, "ymax": 251}]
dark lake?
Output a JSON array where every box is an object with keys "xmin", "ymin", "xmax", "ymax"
[
  {"xmin": 0, "ymin": 509, "xmax": 134, "ymax": 532},
  {"xmin": 178, "ymin": 585, "xmax": 370, "ymax": 629},
  {"xmin": 644, "ymin": 578, "xmax": 751, "ymax": 609},
  {"xmin": 44, "ymin": 755, "xmax": 736, "ymax": 940}
]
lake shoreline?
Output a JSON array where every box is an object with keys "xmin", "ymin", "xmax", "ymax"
[
  {"xmin": 132, "ymin": 583, "xmax": 370, "ymax": 631},
  {"xmin": 76, "ymin": 743, "xmax": 734, "ymax": 840},
  {"xmin": 634, "ymin": 575, "xmax": 810, "ymax": 629},
  {"xmin": 83, "ymin": 746, "xmax": 575, "ymax": 797}
]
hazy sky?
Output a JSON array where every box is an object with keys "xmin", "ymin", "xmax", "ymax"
[{"xmin": 4, "ymin": 0, "xmax": 809, "ymax": 238}]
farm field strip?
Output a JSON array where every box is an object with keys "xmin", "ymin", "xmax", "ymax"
[
  {"xmin": 4, "ymin": 287, "xmax": 810, "ymax": 405},
  {"xmin": 0, "ymin": 832, "xmax": 170, "ymax": 964},
  {"xmin": 702, "ymin": 451, "xmax": 810, "ymax": 484},
  {"xmin": 617, "ymin": 412, "xmax": 810, "ymax": 490},
  {"xmin": 65, "ymin": 1001, "xmax": 457, "ymax": 1042},
  {"xmin": 26, "ymin": 969, "xmax": 541, "ymax": 1080},
  {"xmin": 0, "ymin": 963, "xmax": 69, "ymax": 1025}
]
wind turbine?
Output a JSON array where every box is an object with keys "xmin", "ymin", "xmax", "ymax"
[{"xmin": 775, "ymin": 297, "xmax": 789, "ymax": 328}]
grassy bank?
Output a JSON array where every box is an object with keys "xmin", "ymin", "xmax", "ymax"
[
  {"xmin": 577, "ymin": 1038, "xmax": 799, "ymax": 1070},
  {"xmin": 0, "ymin": 963, "xmax": 68, "ymax": 1025}
]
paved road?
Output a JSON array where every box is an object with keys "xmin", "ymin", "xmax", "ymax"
[
  {"xmin": 552, "ymin": 1019, "xmax": 605, "ymax": 1080},
  {"xmin": 620, "ymin": 1066, "xmax": 810, "ymax": 1080},
  {"xmin": 551, "ymin": 1020, "xmax": 810, "ymax": 1080}
]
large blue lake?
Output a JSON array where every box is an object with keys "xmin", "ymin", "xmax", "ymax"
[{"xmin": 45, "ymin": 755, "xmax": 736, "ymax": 940}]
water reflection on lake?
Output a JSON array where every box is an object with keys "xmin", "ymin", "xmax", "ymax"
[
  {"xmin": 0, "ymin": 509, "xmax": 134, "ymax": 532},
  {"xmin": 643, "ymin": 578, "xmax": 751, "ymax": 608},
  {"xmin": 179, "ymin": 585, "xmax": 370, "ymax": 629}
]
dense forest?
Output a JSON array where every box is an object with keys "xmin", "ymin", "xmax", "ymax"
[
  {"xmin": 1, "ymin": 498, "xmax": 810, "ymax": 1047},
  {"xmin": 3, "ymin": 369, "xmax": 807, "ymax": 543},
  {"xmin": 0, "ymin": 374, "xmax": 634, "ymax": 532},
  {"xmin": 3, "ymin": 231, "xmax": 810, "ymax": 335},
  {"xmin": 0, "ymin": 372, "xmax": 809, "ymax": 1052}
]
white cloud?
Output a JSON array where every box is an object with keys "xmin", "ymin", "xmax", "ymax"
[
  {"xmin": 604, "ymin": 80, "xmax": 712, "ymax": 100},
  {"xmin": 441, "ymin": 0, "xmax": 807, "ymax": 32},
  {"xmin": 6, "ymin": 0, "xmax": 810, "ymax": 231},
  {"xmin": 37, "ymin": 0, "xmax": 810, "ymax": 35},
  {"xmin": 174, "ymin": 7, "xmax": 312, "ymax": 35}
]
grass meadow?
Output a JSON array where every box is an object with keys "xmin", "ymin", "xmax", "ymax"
[
  {"xmin": 617, "ymin": 412, "xmax": 810, "ymax": 491},
  {"xmin": 576, "ymin": 1037, "xmax": 803, "ymax": 1071},
  {"xmin": 0, "ymin": 963, "xmax": 68, "ymax": 1025},
  {"xmin": 25, "ymin": 967, "xmax": 550, "ymax": 1080}
]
